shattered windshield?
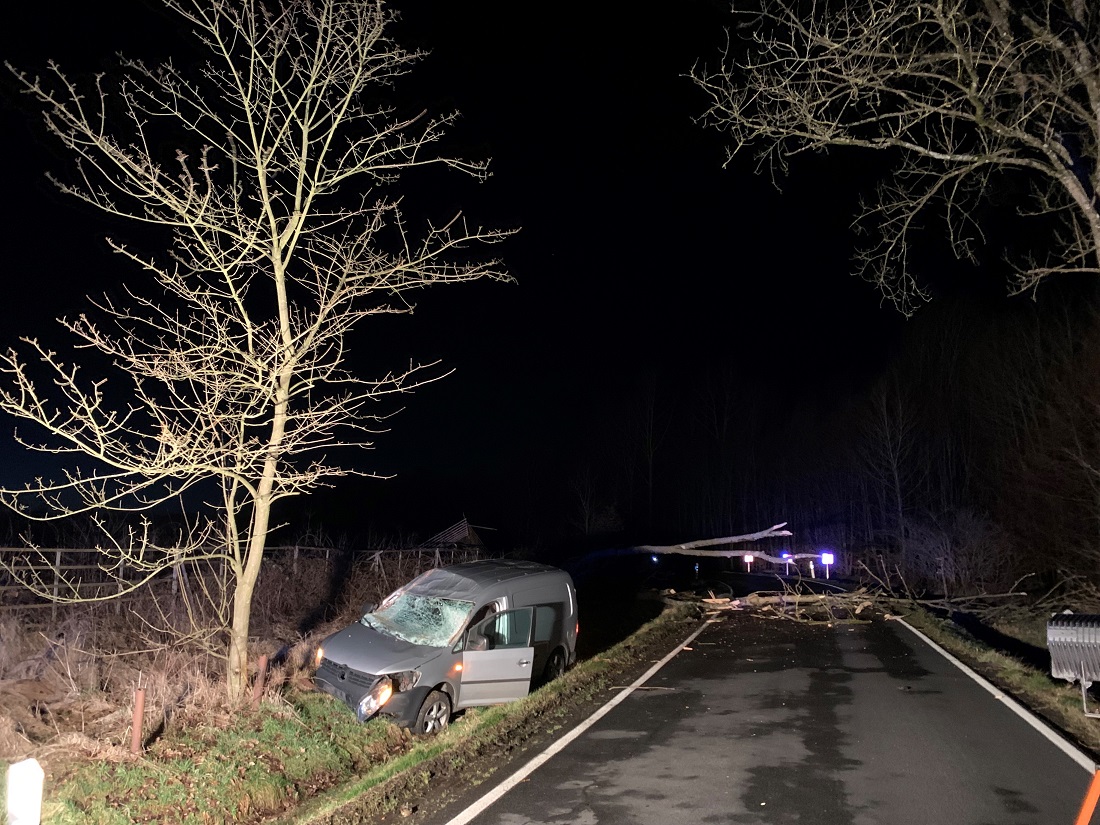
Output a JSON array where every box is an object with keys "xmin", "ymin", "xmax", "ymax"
[{"xmin": 361, "ymin": 593, "xmax": 473, "ymax": 647}]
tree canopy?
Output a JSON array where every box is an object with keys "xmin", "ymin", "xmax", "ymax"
[{"xmin": 694, "ymin": 0, "xmax": 1100, "ymax": 313}]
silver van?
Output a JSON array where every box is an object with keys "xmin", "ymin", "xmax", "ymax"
[{"xmin": 314, "ymin": 559, "xmax": 579, "ymax": 734}]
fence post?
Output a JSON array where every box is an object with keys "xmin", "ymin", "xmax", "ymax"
[
  {"xmin": 6, "ymin": 758, "xmax": 44, "ymax": 825},
  {"xmin": 116, "ymin": 562, "xmax": 125, "ymax": 615},
  {"xmin": 251, "ymin": 654, "xmax": 269, "ymax": 709},
  {"xmin": 130, "ymin": 687, "xmax": 146, "ymax": 755},
  {"xmin": 292, "ymin": 545, "xmax": 299, "ymax": 578},
  {"xmin": 51, "ymin": 550, "xmax": 61, "ymax": 625}
]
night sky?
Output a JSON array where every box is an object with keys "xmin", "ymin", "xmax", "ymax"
[{"xmin": 0, "ymin": 0, "xmax": 987, "ymax": 547}]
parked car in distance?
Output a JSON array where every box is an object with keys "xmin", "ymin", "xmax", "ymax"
[{"xmin": 314, "ymin": 559, "xmax": 579, "ymax": 734}]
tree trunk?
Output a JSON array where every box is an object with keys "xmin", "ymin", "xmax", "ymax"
[{"xmin": 227, "ymin": 571, "xmax": 255, "ymax": 700}]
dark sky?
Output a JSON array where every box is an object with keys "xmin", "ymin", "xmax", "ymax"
[
  {"xmin": 376, "ymin": 0, "xmax": 905, "ymax": 515},
  {"xmin": 0, "ymin": 1, "xmax": 906, "ymax": 541}
]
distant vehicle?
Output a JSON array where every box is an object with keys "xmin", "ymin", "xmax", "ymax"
[{"xmin": 314, "ymin": 559, "xmax": 579, "ymax": 734}]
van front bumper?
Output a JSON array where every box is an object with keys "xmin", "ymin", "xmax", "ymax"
[{"xmin": 314, "ymin": 660, "xmax": 429, "ymax": 727}]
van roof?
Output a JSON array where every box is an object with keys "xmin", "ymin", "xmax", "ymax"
[
  {"xmin": 442, "ymin": 559, "xmax": 564, "ymax": 586},
  {"xmin": 401, "ymin": 559, "xmax": 566, "ymax": 602}
]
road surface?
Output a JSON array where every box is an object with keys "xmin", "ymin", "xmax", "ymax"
[{"xmin": 435, "ymin": 612, "xmax": 1093, "ymax": 825}]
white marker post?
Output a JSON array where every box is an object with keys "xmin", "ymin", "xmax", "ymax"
[
  {"xmin": 7, "ymin": 758, "xmax": 44, "ymax": 825},
  {"xmin": 742, "ymin": 553, "xmax": 754, "ymax": 573},
  {"xmin": 821, "ymin": 552, "xmax": 835, "ymax": 580}
]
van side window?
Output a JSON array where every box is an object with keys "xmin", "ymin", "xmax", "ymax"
[
  {"xmin": 459, "ymin": 601, "xmax": 502, "ymax": 652},
  {"xmin": 533, "ymin": 605, "xmax": 560, "ymax": 644},
  {"xmin": 468, "ymin": 600, "xmax": 502, "ymax": 628},
  {"xmin": 471, "ymin": 607, "xmax": 533, "ymax": 650}
]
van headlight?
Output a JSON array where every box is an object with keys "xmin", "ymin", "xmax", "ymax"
[
  {"xmin": 356, "ymin": 671, "xmax": 421, "ymax": 721},
  {"xmin": 357, "ymin": 678, "xmax": 394, "ymax": 721}
]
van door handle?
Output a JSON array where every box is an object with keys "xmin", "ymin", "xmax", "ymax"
[{"xmin": 518, "ymin": 659, "xmax": 531, "ymax": 667}]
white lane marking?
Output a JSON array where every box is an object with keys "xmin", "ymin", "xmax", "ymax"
[
  {"xmin": 443, "ymin": 619, "xmax": 716, "ymax": 825},
  {"xmin": 897, "ymin": 617, "xmax": 1095, "ymax": 774}
]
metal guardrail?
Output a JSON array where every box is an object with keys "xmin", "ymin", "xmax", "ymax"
[{"xmin": 1047, "ymin": 613, "xmax": 1100, "ymax": 717}]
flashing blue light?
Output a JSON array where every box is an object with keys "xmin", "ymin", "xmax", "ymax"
[
  {"xmin": 781, "ymin": 552, "xmax": 792, "ymax": 559},
  {"xmin": 651, "ymin": 555, "xmax": 659, "ymax": 564},
  {"xmin": 821, "ymin": 552, "xmax": 835, "ymax": 566}
]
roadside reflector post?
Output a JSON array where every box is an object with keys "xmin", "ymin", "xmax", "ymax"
[
  {"xmin": 1075, "ymin": 768, "xmax": 1100, "ymax": 825},
  {"xmin": 743, "ymin": 554, "xmax": 754, "ymax": 573},
  {"xmin": 6, "ymin": 758, "xmax": 44, "ymax": 825},
  {"xmin": 130, "ymin": 687, "xmax": 146, "ymax": 755},
  {"xmin": 821, "ymin": 552, "xmax": 835, "ymax": 580}
]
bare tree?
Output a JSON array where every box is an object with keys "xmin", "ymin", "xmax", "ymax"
[
  {"xmin": 694, "ymin": 0, "xmax": 1100, "ymax": 312},
  {"xmin": 633, "ymin": 374, "xmax": 672, "ymax": 531},
  {"xmin": 999, "ymin": 309, "xmax": 1100, "ymax": 574},
  {"xmin": 0, "ymin": 0, "xmax": 512, "ymax": 698},
  {"xmin": 569, "ymin": 465, "xmax": 599, "ymax": 537},
  {"xmin": 568, "ymin": 464, "xmax": 623, "ymax": 538},
  {"xmin": 857, "ymin": 374, "xmax": 923, "ymax": 560}
]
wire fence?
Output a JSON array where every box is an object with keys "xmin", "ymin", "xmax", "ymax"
[{"xmin": 0, "ymin": 543, "xmax": 485, "ymax": 620}]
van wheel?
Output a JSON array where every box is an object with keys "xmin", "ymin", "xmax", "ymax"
[
  {"xmin": 413, "ymin": 690, "xmax": 451, "ymax": 735},
  {"xmin": 542, "ymin": 649, "xmax": 566, "ymax": 685}
]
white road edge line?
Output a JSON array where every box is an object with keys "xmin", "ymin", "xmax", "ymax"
[
  {"xmin": 897, "ymin": 617, "xmax": 1096, "ymax": 774},
  {"xmin": 443, "ymin": 619, "xmax": 717, "ymax": 825}
]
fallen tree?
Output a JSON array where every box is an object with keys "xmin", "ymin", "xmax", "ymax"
[{"xmin": 635, "ymin": 523, "xmax": 794, "ymax": 559}]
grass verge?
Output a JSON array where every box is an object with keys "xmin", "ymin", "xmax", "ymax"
[{"xmin": 32, "ymin": 693, "xmax": 414, "ymax": 824}]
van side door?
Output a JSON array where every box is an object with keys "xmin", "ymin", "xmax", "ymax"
[{"xmin": 458, "ymin": 607, "xmax": 535, "ymax": 708}]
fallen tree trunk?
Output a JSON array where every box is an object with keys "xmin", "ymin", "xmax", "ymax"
[
  {"xmin": 681, "ymin": 585, "xmax": 1027, "ymax": 624},
  {"xmin": 635, "ymin": 523, "xmax": 793, "ymax": 558}
]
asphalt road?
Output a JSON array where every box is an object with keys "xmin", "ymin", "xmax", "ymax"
[{"xmin": 434, "ymin": 612, "xmax": 1094, "ymax": 825}]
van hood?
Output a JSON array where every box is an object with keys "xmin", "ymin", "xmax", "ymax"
[{"xmin": 322, "ymin": 621, "xmax": 443, "ymax": 675}]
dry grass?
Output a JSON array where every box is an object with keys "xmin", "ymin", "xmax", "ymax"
[{"xmin": 988, "ymin": 609, "xmax": 1051, "ymax": 650}]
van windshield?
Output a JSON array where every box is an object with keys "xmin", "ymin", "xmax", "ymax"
[{"xmin": 361, "ymin": 593, "xmax": 474, "ymax": 647}]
